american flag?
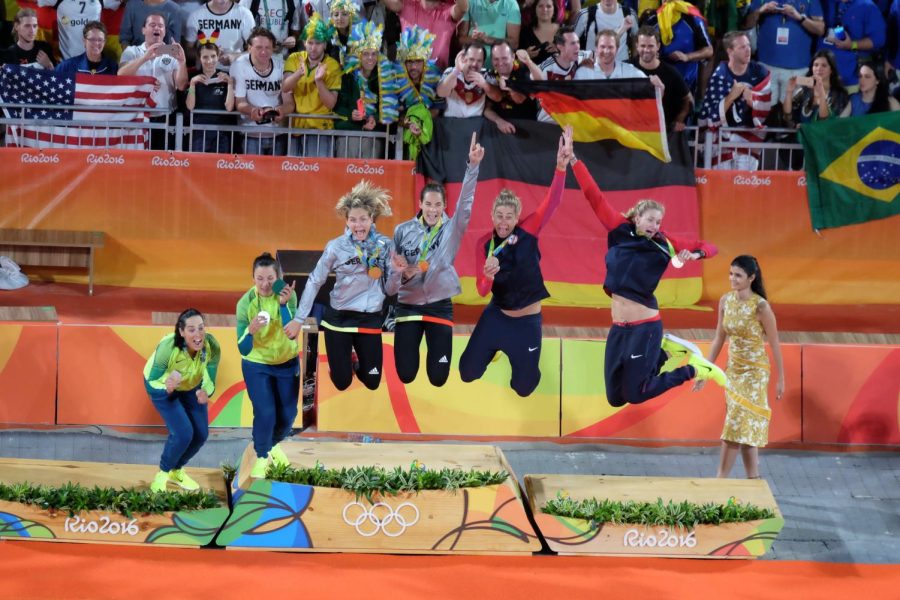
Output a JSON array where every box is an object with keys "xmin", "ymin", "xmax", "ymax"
[{"xmin": 0, "ymin": 64, "xmax": 157, "ymax": 149}]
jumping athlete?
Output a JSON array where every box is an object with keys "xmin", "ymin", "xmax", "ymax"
[
  {"xmin": 284, "ymin": 181, "xmax": 393, "ymax": 391},
  {"xmin": 237, "ymin": 252, "xmax": 300, "ymax": 478},
  {"xmin": 458, "ymin": 126, "xmax": 572, "ymax": 397},
  {"xmin": 385, "ymin": 132, "xmax": 484, "ymax": 386},
  {"xmin": 145, "ymin": 308, "xmax": 221, "ymax": 492},
  {"xmin": 570, "ymin": 148, "xmax": 727, "ymax": 407}
]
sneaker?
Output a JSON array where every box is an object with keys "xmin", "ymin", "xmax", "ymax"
[
  {"xmin": 251, "ymin": 456, "xmax": 270, "ymax": 479},
  {"xmin": 168, "ymin": 468, "xmax": 200, "ymax": 491},
  {"xmin": 661, "ymin": 333, "xmax": 703, "ymax": 359},
  {"xmin": 150, "ymin": 470, "xmax": 169, "ymax": 493},
  {"xmin": 270, "ymin": 444, "xmax": 290, "ymax": 467},
  {"xmin": 688, "ymin": 353, "xmax": 727, "ymax": 387}
]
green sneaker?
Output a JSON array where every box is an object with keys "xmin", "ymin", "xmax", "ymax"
[
  {"xmin": 251, "ymin": 456, "xmax": 270, "ymax": 479},
  {"xmin": 270, "ymin": 444, "xmax": 290, "ymax": 467},
  {"xmin": 150, "ymin": 470, "xmax": 169, "ymax": 493},
  {"xmin": 169, "ymin": 468, "xmax": 200, "ymax": 491},
  {"xmin": 661, "ymin": 333, "xmax": 702, "ymax": 359},
  {"xmin": 688, "ymin": 353, "xmax": 728, "ymax": 388}
]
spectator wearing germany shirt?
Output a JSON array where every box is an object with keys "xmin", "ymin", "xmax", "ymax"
[{"xmin": 185, "ymin": 0, "xmax": 255, "ymax": 70}]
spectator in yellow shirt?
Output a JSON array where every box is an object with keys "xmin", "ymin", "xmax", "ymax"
[{"xmin": 282, "ymin": 13, "xmax": 342, "ymax": 157}]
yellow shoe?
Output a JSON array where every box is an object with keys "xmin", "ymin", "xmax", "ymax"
[
  {"xmin": 150, "ymin": 470, "xmax": 169, "ymax": 493},
  {"xmin": 168, "ymin": 468, "xmax": 200, "ymax": 491},
  {"xmin": 270, "ymin": 444, "xmax": 290, "ymax": 467},
  {"xmin": 688, "ymin": 353, "xmax": 727, "ymax": 388},
  {"xmin": 251, "ymin": 456, "xmax": 270, "ymax": 479},
  {"xmin": 661, "ymin": 333, "xmax": 702, "ymax": 359}
]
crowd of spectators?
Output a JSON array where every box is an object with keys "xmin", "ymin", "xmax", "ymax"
[{"xmin": 1, "ymin": 0, "xmax": 899, "ymax": 158}]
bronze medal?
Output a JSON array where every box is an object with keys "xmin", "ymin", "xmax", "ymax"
[
  {"xmin": 418, "ymin": 260, "xmax": 429, "ymax": 272},
  {"xmin": 368, "ymin": 266, "xmax": 382, "ymax": 279}
]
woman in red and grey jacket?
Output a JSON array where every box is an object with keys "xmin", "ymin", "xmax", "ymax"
[
  {"xmin": 570, "ymin": 148, "xmax": 727, "ymax": 407},
  {"xmin": 458, "ymin": 126, "xmax": 572, "ymax": 397}
]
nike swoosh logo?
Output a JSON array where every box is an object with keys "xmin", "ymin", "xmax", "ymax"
[
  {"xmin": 631, "ymin": 354, "xmax": 643, "ymax": 359},
  {"xmin": 528, "ymin": 347, "xmax": 539, "ymax": 352}
]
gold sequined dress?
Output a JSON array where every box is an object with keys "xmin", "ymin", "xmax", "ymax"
[{"xmin": 720, "ymin": 291, "xmax": 771, "ymax": 447}]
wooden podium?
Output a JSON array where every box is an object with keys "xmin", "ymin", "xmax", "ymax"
[
  {"xmin": 525, "ymin": 474, "xmax": 783, "ymax": 559},
  {"xmin": 0, "ymin": 457, "xmax": 229, "ymax": 547},
  {"xmin": 217, "ymin": 441, "xmax": 542, "ymax": 555}
]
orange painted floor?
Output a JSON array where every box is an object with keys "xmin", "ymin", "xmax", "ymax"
[
  {"xmin": 1, "ymin": 542, "xmax": 898, "ymax": 599},
  {"xmin": 3, "ymin": 282, "xmax": 900, "ymax": 333}
]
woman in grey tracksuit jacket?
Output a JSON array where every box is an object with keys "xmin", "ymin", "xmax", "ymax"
[
  {"xmin": 285, "ymin": 180, "xmax": 394, "ymax": 391},
  {"xmin": 385, "ymin": 133, "xmax": 484, "ymax": 386}
]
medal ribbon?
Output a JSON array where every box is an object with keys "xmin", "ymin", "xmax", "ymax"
[
  {"xmin": 418, "ymin": 216, "xmax": 442, "ymax": 262},
  {"xmin": 352, "ymin": 230, "xmax": 382, "ymax": 271},
  {"xmin": 488, "ymin": 235, "xmax": 512, "ymax": 257}
]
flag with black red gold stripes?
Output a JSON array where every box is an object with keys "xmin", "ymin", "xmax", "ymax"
[{"xmin": 510, "ymin": 78, "xmax": 670, "ymax": 162}]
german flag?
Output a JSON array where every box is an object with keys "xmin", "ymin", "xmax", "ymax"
[
  {"xmin": 418, "ymin": 117, "xmax": 700, "ymax": 309},
  {"xmin": 511, "ymin": 79, "xmax": 670, "ymax": 163}
]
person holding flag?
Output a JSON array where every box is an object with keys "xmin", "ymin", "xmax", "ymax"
[
  {"xmin": 457, "ymin": 126, "xmax": 572, "ymax": 398},
  {"xmin": 568, "ymin": 143, "xmax": 727, "ymax": 408},
  {"xmin": 385, "ymin": 132, "xmax": 484, "ymax": 386},
  {"xmin": 284, "ymin": 181, "xmax": 394, "ymax": 392}
]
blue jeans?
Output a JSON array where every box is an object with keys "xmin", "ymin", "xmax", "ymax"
[
  {"xmin": 288, "ymin": 133, "xmax": 333, "ymax": 157},
  {"xmin": 191, "ymin": 129, "xmax": 234, "ymax": 154},
  {"xmin": 149, "ymin": 386, "xmax": 209, "ymax": 472},
  {"xmin": 241, "ymin": 357, "xmax": 300, "ymax": 458},
  {"xmin": 244, "ymin": 133, "xmax": 287, "ymax": 156}
]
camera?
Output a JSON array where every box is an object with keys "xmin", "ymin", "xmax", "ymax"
[{"xmin": 257, "ymin": 108, "xmax": 279, "ymax": 124}]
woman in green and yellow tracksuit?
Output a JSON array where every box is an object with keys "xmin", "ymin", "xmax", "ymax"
[
  {"xmin": 144, "ymin": 308, "xmax": 221, "ymax": 493},
  {"xmin": 236, "ymin": 252, "xmax": 300, "ymax": 478}
]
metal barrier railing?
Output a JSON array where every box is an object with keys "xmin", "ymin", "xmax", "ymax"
[
  {"xmin": 2, "ymin": 102, "xmax": 807, "ymax": 169},
  {"xmin": 685, "ymin": 125, "xmax": 805, "ymax": 171},
  {"xmin": 1, "ymin": 103, "xmax": 404, "ymax": 159}
]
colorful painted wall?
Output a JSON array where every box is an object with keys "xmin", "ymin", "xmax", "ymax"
[
  {"xmin": 2, "ymin": 150, "xmax": 898, "ymax": 304},
  {"xmin": 3, "ymin": 321, "xmax": 896, "ymax": 445}
]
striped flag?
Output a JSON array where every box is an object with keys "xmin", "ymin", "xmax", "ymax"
[
  {"xmin": 510, "ymin": 78, "xmax": 670, "ymax": 162},
  {"xmin": 0, "ymin": 64, "xmax": 157, "ymax": 149}
]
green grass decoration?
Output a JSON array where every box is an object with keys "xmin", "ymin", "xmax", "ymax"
[
  {"xmin": 0, "ymin": 481, "xmax": 221, "ymax": 518},
  {"xmin": 542, "ymin": 493, "xmax": 776, "ymax": 529},
  {"xmin": 265, "ymin": 461, "xmax": 509, "ymax": 502}
]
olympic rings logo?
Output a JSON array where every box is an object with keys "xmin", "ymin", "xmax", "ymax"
[{"xmin": 341, "ymin": 501, "xmax": 420, "ymax": 537}]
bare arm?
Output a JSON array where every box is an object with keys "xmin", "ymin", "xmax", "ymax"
[
  {"xmin": 505, "ymin": 22, "xmax": 520, "ymax": 50},
  {"xmin": 758, "ymin": 299, "xmax": 784, "ymax": 400},
  {"xmin": 706, "ymin": 295, "xmax": 728, "ymax": 363},
  {"xmin": 451, "ymin": 0, "xmax": 468, "ymax": 21}
]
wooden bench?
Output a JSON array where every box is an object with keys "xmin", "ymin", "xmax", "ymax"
[{"xmin": 0, "ymin": 229, "xmax": 105, "ymax": 296}]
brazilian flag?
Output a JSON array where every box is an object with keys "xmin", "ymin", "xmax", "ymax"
[{"xmin": 799, "ymin": 112, "xmax": 900, "ymax": 230}]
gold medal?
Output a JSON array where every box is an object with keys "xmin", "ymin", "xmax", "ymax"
[
  {"xmin": 418, "ymin": 260, "xmax": 429, "ymax": 272},
  {"xmin": 368, "ymin": 266, "xmax": 382, "ymax": 279}
]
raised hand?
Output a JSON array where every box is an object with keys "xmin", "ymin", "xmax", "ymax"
[{"xmin": 468, "ymin": 131, "xmax": 485, "ymax": 165}]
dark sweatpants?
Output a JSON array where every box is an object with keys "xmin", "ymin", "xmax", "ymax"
[
  {"xmin": 459, "ymin": 303, "xmax": 543, "ymax": 397},
  {"xmin": 604, "ymin": 319, "xmax": 694, "ymax": 407}
]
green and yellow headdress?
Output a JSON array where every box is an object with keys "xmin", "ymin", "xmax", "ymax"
[
  {"xmin": 329, "ymin": 0, "xmax": 359, "ymax": 18},
  {"xmin": 397, "ymin": 25, "xmax": 435, "ymax": 62},
  {"xmin": 348, "ymin": 20, "xmax": 383, "ymax": 55},
  {"xmin": 303, "ymin": 12, "xmax": 336, "ymax": 42}
]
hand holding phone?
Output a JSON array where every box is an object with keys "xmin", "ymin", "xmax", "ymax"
[
  {"xmin": 796, "ymin": 76, "xmax": 815, "ymax": 88},
  {"xmin": 157, "ymin": 43, "xmax": 178, "ymax": 57}
]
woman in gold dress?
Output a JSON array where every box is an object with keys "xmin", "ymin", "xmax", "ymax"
[{"xmin": 697, "ymin": 255, "xmax": 784, "ymax": 479}]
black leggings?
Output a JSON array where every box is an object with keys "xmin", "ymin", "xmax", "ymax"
[
  {"xmin": 394, "ymin": 320, "xmax": 453, "ymax": 386},
  {"xmin": 323, "ymin": 329, "xmax": 383, "ymax": 391}
]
